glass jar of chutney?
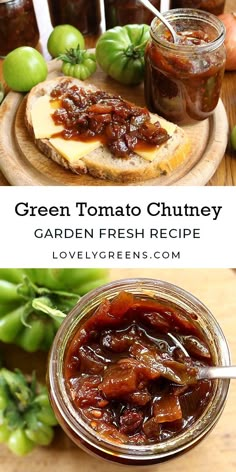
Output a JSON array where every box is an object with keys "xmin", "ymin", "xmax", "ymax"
[
  {"xmin": 170, "ymin": 0, "xmax": 225, "ymax": 16},
  {"xmin": 48, "ymin": 278, "xmax": 230, "ymax": 466},
  {"xmin": 144, "ymin": 9, "xmax": 226, "ymax": 124},
  {"xmin": 47, "ymin": 0, "xmax": 101, "ymax": 36},
  {"xmin": 104, "ymin": 0, "xmax": 161, "ymax": 30},
  {"xmin": 0, "ymin": 0, "xmax": 39, "ymax": 57}
]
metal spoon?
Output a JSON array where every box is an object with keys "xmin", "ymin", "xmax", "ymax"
[
  {"xmin": 138, "ymin": 0, "xmax": 178, "ymax": 43},
  {"xmin": 197, "ymin": 365, "xmax": 236, "ymax": 380},
  {"xmin": 168, "ymin": 333, "xmax": 235, "ymax": 381}
]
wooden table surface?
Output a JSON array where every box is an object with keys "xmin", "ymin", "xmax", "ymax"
[
  {"xmin": 1, "ymin": 268, "xmax": 236, "ymax": 471},
  {"xmin": 0, "ymin": 0, "xmax": 235, "ymax": 186}
]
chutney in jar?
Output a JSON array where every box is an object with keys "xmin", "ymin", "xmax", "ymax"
[
  {"xmin": 48, "ymin": 278, "xmax": 230, "ymax": 464},
  {"xmin": 104, "ymin": 0, "xmax": 160, "ymax": 29},
  {"xmin": 144, "ymin": 9, "xmax": 226, "ymax": 124},
  {"xmin": 0, "ymin": 0, "xmax": 39, "ymax": 57},
  {"xmin": 47, "ymin": 0, "xmax": 101, "ymax": 35},
  {"xmin": 170, "ymin": 0, "xmax": 225, "ymax": 16},
  {"xmin": 64, "ymin": 291, "xmax": 213, "ymax": 446}
]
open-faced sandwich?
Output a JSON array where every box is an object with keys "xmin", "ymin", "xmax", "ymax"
[{"xmin": 25, "ymin": 77, "xmax": 190, "ymax": 183}]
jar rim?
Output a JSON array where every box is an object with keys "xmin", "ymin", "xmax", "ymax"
[
  {"xmin": 150, "ymin": 8, "xmax": 226, "ymax": 53},
  {"xmin": 48, "ymin": 278, "xmax": 231, "ymax": 464}
]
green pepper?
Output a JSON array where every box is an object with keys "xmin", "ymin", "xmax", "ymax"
[
  {"xmin": 96, "ymin": 24, "xmax": 150, "ymax": 85},
  {"xmin": 58, "ymin": 46, "xmax": 97, "ymax": 80},
  {"xmin": 0, "ymin": 367, "xmax": 57, "ymax": 456},
  {"xmin": 0, "ymin": 268, "xmax": 108, "ymax": 352}
]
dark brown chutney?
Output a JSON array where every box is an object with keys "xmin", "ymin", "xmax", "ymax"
[
  {"xmin": 64, "ymin": 291, "xmax": 213, "ymax": 446},
  {"xmin": 50, "ymin": 81, "xmax": 169, "ymax": 158},
  {"xmin": 145, "ymin": 26, "xmax": 225, "ymax": 123},
  {"xmin": 47, "ymin": 0, "xmax": 101, "ymax": 35},
  {"xmin": 0, "ymin": 0, "xmax": 39, "ymax": 57},
  {"xmin": 170, "ymin": 0, "xmax": 225, "ymax": 16},
  {"xmin": 104, "ymin": 0, "xmax": 160, "ymax": 29}
]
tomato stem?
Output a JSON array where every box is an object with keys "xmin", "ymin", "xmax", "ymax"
[
  {"xmin": 58, "ymin": 45, "xmax": 87, "ymax": 65},
  {"xmin": 125, "ymin": 39, "xmax": 148, "ymax": 59},
  {"xmin": 32, "ymin": 297, "xmax": 66, "ymax": 320}
]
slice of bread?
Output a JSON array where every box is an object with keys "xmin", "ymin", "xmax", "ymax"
[{"xmin": 25, "ymin": 77, "xmax": 191, "ymax": 183}]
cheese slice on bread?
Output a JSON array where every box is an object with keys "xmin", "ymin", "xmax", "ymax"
[{"xmin": 25, "ymin": 77, "xmax": 190, "ymax": 183}]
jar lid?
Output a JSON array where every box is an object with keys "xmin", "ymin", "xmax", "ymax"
[{"xmin": 0, "ymin": 0, "xmax": 13, "ymax": 3}]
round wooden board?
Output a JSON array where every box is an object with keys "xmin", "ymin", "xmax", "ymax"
[{"xmin": 0, "ymin": 60, "xmax": 229, "ymax": 186}]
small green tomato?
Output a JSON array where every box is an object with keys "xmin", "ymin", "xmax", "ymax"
[
  {"xmin": 59, "ymin": 46, "xmax": 97, "ymax": 80},
  {"xmin": 3, "ymin": 47, "xmax": 47, "ymax": 92},
  {"xmin": 47, "ymin": 25, "xmax": 85, "ymax": 57}
]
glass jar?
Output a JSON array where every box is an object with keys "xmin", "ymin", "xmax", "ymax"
[
  {"xmin": 47, "ymin": 0, "xmax": 101, "ymax": 35},
  {"xmin": 48, "ymin": 278, "xmax": 230, "ymax": 466},
  {"xmin": 170, "ymin": 0, "xmax": 225, "ymax": 16},
  {"xmin": 104, "ymin": 0, "xmax": 161, "ymax": 29},
  {"xmin": 144, "ymin": 9, "xmax": 226, "ymax": 124},
  {"xmin": 0, "ymin": 0, "xmax": 39, "ymax": 57}
]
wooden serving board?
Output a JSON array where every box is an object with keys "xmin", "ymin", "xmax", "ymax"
[{"xmin": 0, "ymin": 60, "xmax": 229, "ymax": 186}]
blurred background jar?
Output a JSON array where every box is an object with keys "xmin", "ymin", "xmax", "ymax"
[
  {"xmin": 47, "ymin": 0, "xmax": 101, "ymax": 35},
  {"xmin": 169, "ymin": 0, "xmax": 225, "ymax": 16},
  {"xmin": 0, "ymin": 0, "xmax": 39, "ymax": 57},
  {"xmin": 104, "ymin": 0, "xmax": 161, "ymax": 29}
]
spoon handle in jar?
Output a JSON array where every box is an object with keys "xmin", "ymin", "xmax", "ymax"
[
  {"xmin": 138, "ymin": 0, "xmax": 178, "ymax": 43},
  {"xmin": 198, "ymin": 365, "xmax": 236, "ymax": 380}
]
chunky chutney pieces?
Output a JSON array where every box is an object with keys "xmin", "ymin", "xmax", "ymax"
[{"xmin": 64, "ymin": 291, "xmax": 213, "ymax": 446}]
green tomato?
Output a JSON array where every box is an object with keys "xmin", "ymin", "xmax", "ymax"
[
  {"xmin": 62, "ymin": 56, "xmax": 97, "ymax": 80},
  {"xmin": 59, "ymin": 47, "xmax": 96, "ymax": 80},
  {"xmin": 25, "ymin": 422, "xmax": 54, "ymax": 446},
  {"xmin": 0, "ymin": 379, "xmax": 8, "ymax": 410},
  {"xmin": 43, "ymin": 268, "xmax": 107, "ymax": 291},
  {"xmin": 3, "ymin": 47, "xmax": 48, "ymax": 92},
  {"xmin": 0, "ymin": 422, "xmax": 10, "ymax": 443},
  {"xmin": 36, "ymin": 406, "xmax": 58, "ymax": 427},
  {"xmin": 39, "ymin": 321, "xmax": 56, "ymax": 351},
  {"xmin": 0, "ymin": 269, "xmax": 25, "ymax": 284},
  {"xmin": 96, "ymin": 24, "xmax": 150, "ymax": 85},
  {"xmin": 0, "ymin": 305, "xmax": 25, "ymax": 343},
  {"xmin": 7, "ymin": 429, "xmax": 35, "ymax": 456},
  {"xmin": 0, "ymin": 280, "xmax": 22, "ymax": 303},
  {"xmin": 47, "ymin": 25, "xmax": 85, "ymax": 58},
  {"xmin": 16, "ymin": 319, "xmax": 46, "ymax": 352}
]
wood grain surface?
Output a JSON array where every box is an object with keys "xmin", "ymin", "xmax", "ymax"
[
  {"xmin": 0, "ymin": 268, "xmax": 235, "ymax": 472},
  {"xmin": 0, "ymin": 0, "xmax": 235, "ymax": 185},
  {"xmin": 0, "ymin": 60, "xmax": 228, "ymax": 186}
]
